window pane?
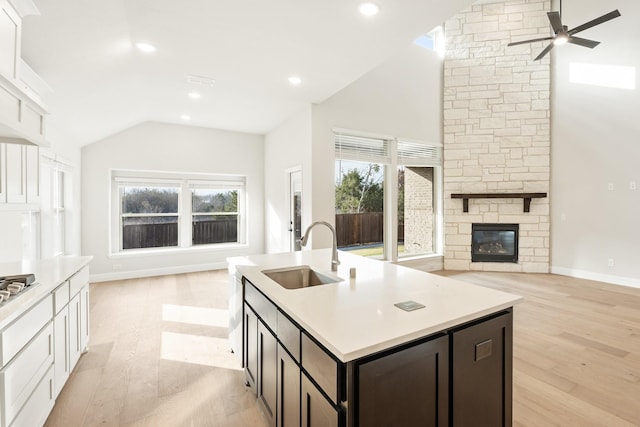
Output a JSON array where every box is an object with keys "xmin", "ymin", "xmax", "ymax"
[
  {"xmin": 122, "ymin": 216, "xmax": 178, "ymax": 249},
  {"xmin": 398, "ymin": 166, "xmax": 435, "ymax": 258},
  {"xmin": 122, "ymin": 186, "xmax": 179, "ymax": 214},
  {"xmin": 335, "ymin": 160, "xmax": 384, "ymax": 258},
  {"xmin": 192, "ymin": 189, "xmax": 238, "ymax": 213},
  {"xmin": 192, "ymin": 214, "xmax": 238, "ymax": 245}
]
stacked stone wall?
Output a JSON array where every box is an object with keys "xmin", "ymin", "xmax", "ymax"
[{"xmin": 443, "ymin": 0, "xmax": 551, "ymax": 272}]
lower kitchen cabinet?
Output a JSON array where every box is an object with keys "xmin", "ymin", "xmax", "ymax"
[
  {"xmin": 301, "ymin": 374, "xmax": 338, "ymax": 427},
  {"xmin": 355, "ymin": 334, "xmax": 449, "ymax": 427},
  {"xmin": 53, "ymin": 306, "xmax": 69, "ymax": 397},
  {"xmin": 451, "ymin": 312, "xmax": 513, "ymax": 427},
  {"xmin": 244, "ymin": 303, "xmax": 258, "ymax": 389},
  {"xmin": 257, "ymin": 321, "xmax": 277, "ymax": 427},
  {"xmin": 277, "ymin": 343, "xmax": 300, "ymax": 427}
]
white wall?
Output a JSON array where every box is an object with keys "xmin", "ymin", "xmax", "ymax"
[
  {"xmin": 550, "ymin": 0, "xmax": 640, "ymax": 287},
  {"xmin": 81, "ymin": 122, "xmax": 265, "ymax": 281},
  {"xmin": 264, "ymin": 106, "xmax": 312, "ymax": 253}
]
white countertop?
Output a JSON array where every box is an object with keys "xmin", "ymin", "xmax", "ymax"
[
  {"xmin": 229, "ymin": 249, "xmax": 523, "ymax": 362},
  {"xmin": 0, "ymin": 256, "xmax": 93, "ymax": 329}
]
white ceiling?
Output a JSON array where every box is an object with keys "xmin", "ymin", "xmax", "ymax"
[{"xmin": 20, "ymin": 0, "xmax": 474, "ymax": 147}]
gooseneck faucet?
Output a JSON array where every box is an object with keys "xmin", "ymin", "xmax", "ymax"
[{"xmin": 300, "ymin": 221, "xmax": 340, "ymax": 271}]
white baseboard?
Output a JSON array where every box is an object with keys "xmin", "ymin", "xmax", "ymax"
[
  {"xmin": 90, "ymin": 262, "xmax": 228, "ymax": 283},
  {"xmin": 551, "ymin": 266, "xmax": 640, "ymax": 289}
]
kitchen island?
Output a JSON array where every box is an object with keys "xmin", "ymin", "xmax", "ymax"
[{"xmin": 228, "ymin": 249, "xmax": 522, "ymax": 427}]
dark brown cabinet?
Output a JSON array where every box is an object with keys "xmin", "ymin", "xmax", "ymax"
[
  {"xmin": 451, "ymin": 312, "xmax": 512, "ymax": 427},
  {"xmin": 244, "ymin": 303, "xmax": 258, "ymax": 389},
  {"xmin": 301, "ymin": 374, "xmax": 339, "ymax": 427},
  {"xmin": 355, "ymin": 334, "xmax": 449, "ymax": 427},
  {"xmin": 277, "ymin": 343, "xmax": 300, "ymax": 427},
  {"xmin": 258, "ymin": 321, "xmax": 277, "ymax": 426}
]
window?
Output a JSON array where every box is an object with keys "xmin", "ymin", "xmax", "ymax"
[
  {"xmin": 191, "ymin": 186, "xmax": 240, "ymax": 245},
  {"xmin": 53, "ymin": 169, "xmax": 66, "ymax": 255},
  {"xmin": 111, "ymin": 171, "xmax": 245, "ymax": 253},
  {"xmin": 334, "ymin": 131, "xmax": 442, "ymax": 261},
  {"xmin": 120, "ymin": 184, "xmax": 180, "ymax": 249}
]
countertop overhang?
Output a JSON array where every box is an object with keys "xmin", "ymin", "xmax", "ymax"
[{"xmin": 230, "ymin": 249, "xmax": 523, "ymax": 362}]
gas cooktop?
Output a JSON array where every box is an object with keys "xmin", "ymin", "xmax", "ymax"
[{"xmin": 0, "ymin": 274, "xmax": 39, "ymax": 306}]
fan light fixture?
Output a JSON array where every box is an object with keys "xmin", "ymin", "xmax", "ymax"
[{"xmin": 508, "ymin": 1, "xmax": 621, "ymax": 61}]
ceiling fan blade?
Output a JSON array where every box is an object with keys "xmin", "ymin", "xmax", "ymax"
[
  {"xmin": 534, "ymin": 43, "xmax": 555, "ymax": 61},
  {"xmin": 568, "ymin": 36, "xmax": 600, "ymax": 49},
  {"xmin": 547, "ymin": 11, "xmax": 564, "ymax": 34},
  {"xmin": 508, "ymin": 36, "xmax": 554, "ymax": 47},
  {"xmin": 568, "ymin": 10, "xmax": 621, "ymax": 35}
]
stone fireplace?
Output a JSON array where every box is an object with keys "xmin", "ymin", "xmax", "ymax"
[{"xmin": 442, "ymin": 0, "xmax": 551, "ymax": 273}]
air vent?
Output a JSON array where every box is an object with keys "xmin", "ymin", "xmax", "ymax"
[{"xmin": 186, "ymin": 75, "xmax": 216, "ymax": 86}]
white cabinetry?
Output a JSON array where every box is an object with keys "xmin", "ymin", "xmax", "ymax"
[
  {"xmin": 0, "ymin": 0, "xmax": 20, "ymax": 83},
  {"xmin": 52, "ymin": 266, "xmax": 90, "ymax": 398},
  {"xmin": 0, "ymin": 141, "xmax": 39, "ymax": 206},
  {"xmin": 0, "ymin": 294, "xmax": 54, "ymax": 427},
  {"xmin": 0, "ymin": 0, "xmax": 47, "ymax": 146}
]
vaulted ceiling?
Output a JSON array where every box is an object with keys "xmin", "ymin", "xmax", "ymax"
[{"xmin": 20, "ymin": 0, "xmax": 475, "ymax": 146}]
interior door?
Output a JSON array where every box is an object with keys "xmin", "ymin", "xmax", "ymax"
[{"xmin": 288, "ymin": 169, "xmax": 302, "ymax": 251}]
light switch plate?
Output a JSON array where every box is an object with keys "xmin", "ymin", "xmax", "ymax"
[{"xmin": 394, "ymin": 301, "xmax": 426, "ymax": 312}]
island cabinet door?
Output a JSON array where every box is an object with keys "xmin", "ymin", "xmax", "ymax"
[
  {"xmin": 258, "ymin": 321, "xmax": 277, "ymax": 427},
  {"xmin": 277, "ymin": 343, "xmax": 300, "ymax": 427},
  {"xmin": 301, "ymin": 374, "xmax": 339, "ymax": 427},
  {"xmin": 451, "ymin": 311, "xmax": 513, "ymax": 427},
  {"xmin": 244, "ymin": 303, "xmax": 258, "ymax": 391},
  {"xmin": 355, "ymin": 334, "xmax": 449, "ymax": 427}
]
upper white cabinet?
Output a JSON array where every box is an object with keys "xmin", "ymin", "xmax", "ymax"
[
  {"xmin": 0, "ymin": 0, "xmax": 21, "ymax": 83},
  {"xmin": 0, "ymin": 0, "xmax": 48, "ymax": 147},
  {"xmin": 0, "ymin": 141, "xmax": 39, "ymax": 205}
]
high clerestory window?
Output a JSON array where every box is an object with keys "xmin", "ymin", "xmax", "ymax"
[
  {"xmin": 111, "ymin": 170, "xmax": 245, "ymax": 253},
  {"xmin": 334, "ymin": 130, "xmax": 442, "ymax": 261}
]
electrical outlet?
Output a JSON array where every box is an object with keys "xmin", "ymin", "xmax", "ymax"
[
  {"xmin": 608, "ymin": 259, "xmax": 615, "ymax": 267},
  {"xmin": 608, "ymin": 183, "xmax": 615, "ymax": 191},
  {"xmin": 631, "ymin": 181, "xmax": 637, "ymax": 190}
]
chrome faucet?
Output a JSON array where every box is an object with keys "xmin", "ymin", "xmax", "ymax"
[{"xmin": 300, "ymin": 221, "xmax": 340, "ymax": 271}]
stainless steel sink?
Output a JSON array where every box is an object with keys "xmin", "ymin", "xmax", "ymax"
[{"xmin": 261, "ymin": 265, "xmax": 342, "ymax": 289}]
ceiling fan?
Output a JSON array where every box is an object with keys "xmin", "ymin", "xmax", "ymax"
[{"xmin": 508, "ymin": 2, "xmax": 621, "ymax": 61}]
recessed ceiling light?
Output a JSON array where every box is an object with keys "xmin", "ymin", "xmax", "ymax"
[
  {"xmin": 135, "ymin": 42, "xmax": 156, "ymax": 53},
  {"xmin": 359, "ymin": 2, "xmax": 380, "ymax": 17},
  {"xmin": 188, "ymin": 92, "xmax": 201, "ymax": 100},
  {"xmin": 288, "ymin": 76, "xmax": 302, "ymax": 86},
  {"xmin": 180, "ymin": 114, "xmax": 191, "ymax": 121}
]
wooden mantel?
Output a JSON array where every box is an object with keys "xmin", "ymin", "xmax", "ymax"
[{"xmin": 451, "ymin": 193, "xmax": 547, "ymax": 213}]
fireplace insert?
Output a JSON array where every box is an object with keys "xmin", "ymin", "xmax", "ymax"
[{"xmin": 472, "ymin": 223, "xmax": 519, "ymax": 263}]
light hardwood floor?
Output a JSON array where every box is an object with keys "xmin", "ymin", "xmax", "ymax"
[
  {"xmin": 45, "ymin": 269, "xmax": 640, "ymax": 426},
  {"xmin": 45, "ymin": 270, "xmax": 267, "ymax": 427}
]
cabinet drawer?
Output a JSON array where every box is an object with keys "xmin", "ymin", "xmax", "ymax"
[
  {"xmin": 53, "ymin": 281, "xmax": 70, "ymax": 314},
  {"xmin": 0, "ymin": 294, "xmax": 52, "ymax": 366},
  {"xmin": 301, "ymin": 332, "xmax": 338, "ymax": 404},
  {"xmin": 0, "ymin": 321, "xmax": 54, "ymax": 427},
  {"xmin": 8, "ymin": 365, "xmax": 54, "ymax": 427},
  {"xmin": 69, "ymin": 266, "xmax": 89, "ymax": 296},
  {"xmin": 245, "ymin": 281, "xmax": 277, "ymax": 332},
  {"xmin": 277, "ymin": 310, "xmax": 300, "ymax": 362}
]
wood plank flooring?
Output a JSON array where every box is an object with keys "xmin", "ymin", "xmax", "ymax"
[
  {"xmin": 45, "ymin": 270, "xmax": 266, "ymax": 427},
  {"xmin": 45, "ymin": 269, "xmax": 640, "ymax": 426}
]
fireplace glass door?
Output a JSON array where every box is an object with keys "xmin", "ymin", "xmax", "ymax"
[{"xmin": 472, "ymin": 223, "xmax": 519, "ymax": 263}]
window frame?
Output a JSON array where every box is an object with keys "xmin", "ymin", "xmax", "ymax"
[
  {"xmin": 110, "ymin": 170, "xmax": 247, "ymax": 255},
  {"xmin": 334, "ymin": 130, "xmax": 443, "ymax": 262}
]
